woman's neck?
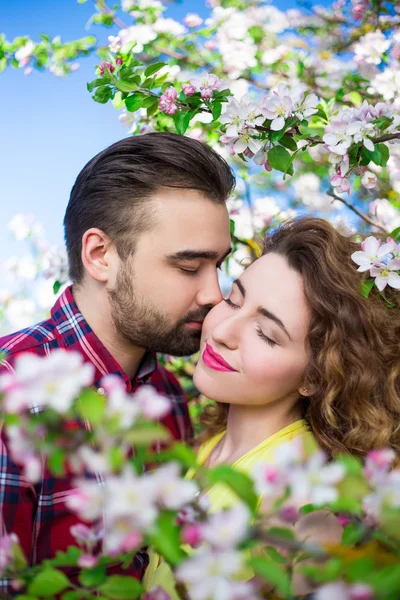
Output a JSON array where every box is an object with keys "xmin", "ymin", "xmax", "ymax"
[{"xmin": 209, "ymin": 399, "xmax": 302, "ymax": 466}]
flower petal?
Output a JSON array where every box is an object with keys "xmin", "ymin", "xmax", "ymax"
[{"xmin": 271, "ymin": 116, "xmax": 285, "ymax": 131}]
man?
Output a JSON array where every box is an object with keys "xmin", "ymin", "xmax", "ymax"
[{"xmin": 0, "ymin": 132, "xmax": 234, "ymax": 587}]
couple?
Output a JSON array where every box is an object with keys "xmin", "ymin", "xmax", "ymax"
[{"xmin": 1, "ymin": 132, "xmax": 399, "ymax": 593}]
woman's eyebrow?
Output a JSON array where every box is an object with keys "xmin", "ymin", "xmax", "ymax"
[{"xmin": 232, "ymin": 279, "xmax": 292, "ymax": 340}]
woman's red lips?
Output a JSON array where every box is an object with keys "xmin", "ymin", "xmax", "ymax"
[{"xmin": 202, "ymin": 343, "xmax": 237, "ymax": 372}]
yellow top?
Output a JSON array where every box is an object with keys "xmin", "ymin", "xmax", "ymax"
[{"xmin": 143, "ymin": 419, "xmax": 315, "ymax": 598}]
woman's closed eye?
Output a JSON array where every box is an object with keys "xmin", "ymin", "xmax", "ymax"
[
  {"xmin": 224, "ymin": 297, "xmax": 278, "ymax": 347},
  {"xmin": 223, "ymin": 297, "xmax": 240, "ymax": 309},
  {"xmin": 256, "ymin": 327, "xmax": 278, "ymax": 348}
]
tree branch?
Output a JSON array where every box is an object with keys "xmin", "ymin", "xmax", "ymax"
[{"xmin": 327, "ymin": 191, "xmax": 388, "ymax": 233}]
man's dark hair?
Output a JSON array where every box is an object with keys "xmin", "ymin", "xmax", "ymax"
[{"xmin": 63, "ymin": 132, "xmax": 235, "ymax": 283}]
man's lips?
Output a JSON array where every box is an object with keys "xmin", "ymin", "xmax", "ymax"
[
  {"xmin": 185, "ymin": 321, "xmax": 203, "ymax": 330},
  {"xmin": 202, "ymin": 343, "xmax": 237, "ymax": 372}
]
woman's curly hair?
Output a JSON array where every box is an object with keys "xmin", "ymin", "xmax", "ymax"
[{"xmin": 200, "ymin": 217, "xmax": 400, "ymax": 458}]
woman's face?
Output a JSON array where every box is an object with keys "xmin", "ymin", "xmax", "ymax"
[{"xmin": 193, "ymin": 252, "xmax": 311, "ymax": 408}]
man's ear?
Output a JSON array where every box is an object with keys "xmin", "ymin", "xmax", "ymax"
[{"xmin": 81, "ymin": 228, "xmax": 115, "ymax": 283}]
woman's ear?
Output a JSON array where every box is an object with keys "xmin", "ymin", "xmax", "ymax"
[{"xmin": 298, "ymin": 383, "xmax": 316, "ymax": 397}]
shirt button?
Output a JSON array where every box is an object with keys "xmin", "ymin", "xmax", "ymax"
[{"xmin": 98, "ymin": 387, "xmax": 105, "ymax": 395}]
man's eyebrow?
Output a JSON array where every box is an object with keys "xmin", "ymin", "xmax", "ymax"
[
  {"xmin": 232, "ymin": 279, "xmax": 292, "ymax": 340},
  {"xmin": 166, "ymin": 247, "xmax": 232, "ymax": 262}
]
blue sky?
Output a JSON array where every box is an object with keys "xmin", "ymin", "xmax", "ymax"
[{"xmin": 0, "ymin": 0, "xmax": 325, "ymax": 261}]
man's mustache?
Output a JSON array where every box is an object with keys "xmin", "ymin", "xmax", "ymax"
[{"xmin": 183, "ymin": 307, "xmax": 212, "ymax": 324}]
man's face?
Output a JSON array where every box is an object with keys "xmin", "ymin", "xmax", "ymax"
[{"xmin": 108, "ymin": 187, "xmax": 231, "ymax": 356}]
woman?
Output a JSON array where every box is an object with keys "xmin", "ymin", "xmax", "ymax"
[{"xmin": 144, "ymin": 216, "xmax": 400, "ymax": 596}]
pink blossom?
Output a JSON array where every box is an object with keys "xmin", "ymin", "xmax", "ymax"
[
  {"xmin": 279, "ymin": 504, "xmax": 300, "ymax": 524},
  {"xmin": 116, "ymin": 57, "xmax": 123, "ymax": 67},
  {"xmin": 182, "ymin": 83, "xmax": 196, "ymax": 96},
  {"xmin": 370, "ymin": 259, "xmax": 400, "ymax": 291},
  {"xmin": 330, "ymin": 173, "xmax": 351, "ymax": 195},
  {"xmin": 190, "ymin": 72, "xmax": 221, "ymax": 99},
  {"xmin": 0, "ymin": 534, "xmax": 23, "ymax": 577},
  {"xmin": 134, "ymin": 385, "xmax": 171, "ymax": 420},
  {"xmin": 183, "ymin": 13, "xmax": 203, "ymax": 27},
  {"xmin": 204, "ymin": 41, "xmax": 217, "ymax": 51},
  {"xmin": 159, "ymin": 87, "xmax": 178, "ymax": 115},
  {"xmin": 78, "ymin": 554, "xmax": 98, "ymax": 569},
  {"xmin": 181, "ymin": 524, "xmax": 203, "ymax": 547},
  {"xmin": 99, "ymin": 61, "xmax": 115, "ymax": 76},
  {"xmin": 337, "ymin": 514, "xmax": 352, "ymax": 527},
  {"xmin": 361, "ymin": 171, "xmax": 377, "ymax": 189},
  {"xmin": 143, "ymin": 587, "xmax": 171, "ymax": 600},
  {"xmin": 351, "ymin": 236, "xmax": 395, "ymax": 271},
  {"xmin": 120, "ymin": 531, "xmax": 143, "ymax": 552},
  {"xmin": 350, "ymin": 584, "xmax": 375, "ymax": 600},
  {"xmin": 108, "ymin": 35, "xmax": 121, "ymax": 53},
  {"xmin": 200, "ymin": 87, "xmax": 214, "ymax": 100}
]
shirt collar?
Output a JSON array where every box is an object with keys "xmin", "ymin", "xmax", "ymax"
[{"xmin": 51, "ymin": 285, "xmax": 157, "ymax": 391}]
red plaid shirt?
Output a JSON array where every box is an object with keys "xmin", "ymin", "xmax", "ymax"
[{"xmin": 0, "ymin": 286, "xmax": 192, "ymax": 592}]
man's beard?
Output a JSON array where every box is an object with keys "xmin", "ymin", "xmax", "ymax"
[{"xmin": 108, "ymin": 261, "xmax": 210, "ymax": 356}]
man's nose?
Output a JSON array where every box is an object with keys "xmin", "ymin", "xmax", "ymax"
[{"xmin": 196, "ymin": 272, "xmax": 223, "ymax": 307}]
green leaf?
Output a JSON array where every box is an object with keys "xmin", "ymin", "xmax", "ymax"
[
  {"xmin": 166, "ymin": 442, "xmax": 197, "ymax": 468},
  {"xmin": 86, "ymin": 77, "xmax": 110, "ymax": 93},
  {"xmin": 93, "ymin": 85, "xmax": 113, "ymax": 104},
  {"xmin": 144, "ymin": 62, "xmax": 167, "ymax": 77},
  {"xmin": 28, "ymin": 569, "xmax": 70, "ymax": 597},
  {"xmin": 365, "ymin": 565, "xmax": 400, "ymax": 595},
  {"xmin": 79, "ymin": 565, "xmax": 107, "ymax": 588},
  {"xmin": 348, "ymin": 91, "xmax": 363, "ymax": 106},
  {"xmin": 360, "ymin": 278, "xmax": 375, "ymax": 299},
  {"xmin": 378, "ymin": 143, "xmax": 390, "ymax": 167},
  {"xmin": 212, "ymin": 101, "xmax": 222, "ymax": 121},
  {"xmin": 98, "ymin": 575, "xmax": 142, "ymax": 599},
  {"xmin": 270, "ymin": 128, "xmax": 286, "ymax": 143},
  {"xmin": 173, "ymin": 110, "xmax": 194, "ymax": 135},
  {"xmin": 206, "ymin": 465, "xmax": 258, "ymax": 512},
  {"xmin": 61, "ymin": 593, "xmax": 81, "ymax": 600},
  {"xmin": 345, "ymin": 557, "xmax": 375, "ymax": 582},
  {"xmin": 53, "ymin": 280, "xmax": 62, "ymax": 295},
  {"xmin": 267, "ymin": 146, "xmax": 292, "ymax": 175},
  {"xmin": 390, "ymin": 226, "xmax": 400, "ymax": 242},
  {"xmin": 48, "ymin": 447, "xmax": 65, "ymax": 476},
  {"xmin": 78, "ymin": 388, "xmax": 106, "ymax": 425},
  {"xmin": 342, "ymin": 522, "xmax": 365, "ymax": 545},
  {"xmin": 248, "ymin": 556, "xmax": 292, "ymax": 598},
  {"xmin": 114, "ymin": 77, "xmax": 141, "ymax": 93},
  {"xmin": 279, "ymin": 135, "xmax": 297, "ymax": 152},
  {"xmin": 361, "ymin": 145, "xmax": 381, "ymax": 166},
  {"xmin": 230, "ymin": 218, "xmax": 235, "ymax": 237},
  {"xmin": 265, "ymin": 546, "xmax": 288, "ymax": 564},
  {"xmin": 337, "ymin": 454, "xmax": 363, "ymax": 476},
  {"xmin": 148, "ymin": 511, "xmax": 186, "ymax": 566},
  {"xmin": 125, "ymin": 92, "xmax": 146, "ymax": 112},
  {"xmin": 15, "ymin": 596, "xmax": 39, "ymax": 600},
  {"xmin": 374, "ymin": 115, "xmax": 394, "ymax": 131},
  {"xmin": 267, "ymin": 527, "xmax": 296, "ymax": 541},
  {"xmin": 52, "ymin": 545, "xmax": 81, "ymax": 567},
  {"xmin": 141, "ymin": 96, "xmax": 158, "ymax": 109}
]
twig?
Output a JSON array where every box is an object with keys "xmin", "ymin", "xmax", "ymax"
[
  {"xmin": 374, "ymin": 133, "xmax": 400, "ymax": 144},
  {"xmin": 327, "ymin": 191, "xmax": 388, "ymax": 233}
]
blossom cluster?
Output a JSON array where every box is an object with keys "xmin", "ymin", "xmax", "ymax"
[
  {"xmin": 219, "ymin": 84, "xmax": 318, "ymax": 165},
  {"xmin": 323, "ymin": 100, "xmax": 400, "ymax": 195},
  {"xmin": 68, "ymin": 462, "xmax": 198, "ymax": 558},
  {"xmin": 0, "ymin": 349, "xmax": 173, "ymax": 484},
  {"xmin": 351, "ymin": 236, "xmax": 400, "ymax": 291}
]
